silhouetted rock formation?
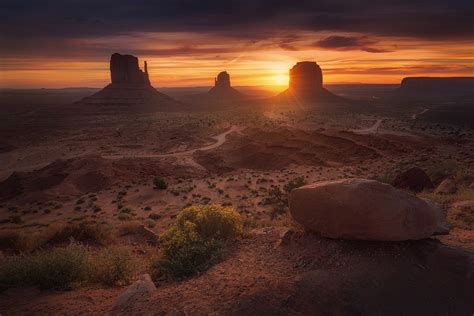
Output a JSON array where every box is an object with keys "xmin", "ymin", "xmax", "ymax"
[
  {"xmin": 77, "ymin": 53, "xmax": 180, "ymax": 111},
  {"xmin": 398, "ymin": 77, "xmax": 474, "ymax": 97},
  {"xmin": 207, "ymin": 71, "xmax": 244, "ymax": 100},
  {"xmin": 110, "ymin": 53, "xmax": 150, "ymax": 85},
  {"xmin": 392, "ymin": 77, "xmax": 474, "ymax": 103},
  {"xmin": 289, "ymin": 62, "xmax": 323, "ymax": 94},
  {"xmin": 278, "ymin": 61, "xmax": 342, "ymax": 103}
]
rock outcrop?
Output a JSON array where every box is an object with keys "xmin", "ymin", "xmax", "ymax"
[
  {"xmin": 110, "ymin": 53, "xmax": 150, "ymax": 85},
  {"xmin": 110, "ymin": 274, "xmax": 157, "ymax": 312},
  {"xmin": 435, "ymin": 177, "xmax": 458, "ymax": 194},
  {"xmin": 77, "ymin": 53, "xmax": 180, "ymax": 111},
  {"xmin": 392, "ymin": 167, "xmax": 433, "ymax": 192},
  {"xmin": 289, "ymin": 178, "xmax": 448, "ymax": 241},
  {"xmin": 207, "ymin": 71, "xmax": 244, "ymax": 100},
  {"xmin": 278, "ymin": 61, "xmax": 342, "ymax": 102}
]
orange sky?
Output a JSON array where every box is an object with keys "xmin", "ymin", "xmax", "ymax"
[{"xmin": 1, "ymin": 32, "xmax": 473, "ymax": 89}]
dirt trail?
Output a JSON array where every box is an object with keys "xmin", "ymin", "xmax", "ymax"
[
  {"xmin": 351, "ymin": 119, "xmax": 383, "ymax": 134},
  {"xmin": 103, "ymin": 125, "xmax": 243, "ymax": 160},
  {"xmin": 411, "ymin": 108, "xmax": 429, "ymax": 120}
]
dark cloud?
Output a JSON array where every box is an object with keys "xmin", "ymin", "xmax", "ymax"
[
  {"xmin": 315, "ymin": 36, "xmax": 391, "ymax": 53},
  {"xmin": 1, "ymin": 0, "xmax": 472, "ymax": 39},
  {"xmin": 0, "ymin": 0, "xmax": 472, "ymax": 60}
]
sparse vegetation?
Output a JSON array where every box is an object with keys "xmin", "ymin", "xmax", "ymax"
[
  {"xmin": 151, "ymin": 204, "xmax": 242, "ymax": 280},
  {"xmin": 46, "ymin": 222, "xmax": 114, "ymax": 246},
  {"xmin": 91, "ymin": 246, "xmax": 136, "ymax": 286},
  {"xmin": 418, "ymin": 188, "xmax": 474, "ymax": 204},
  {"xmin": 153, "ymin": 176, "xmax": 168, "ymax": 190},
  {"xmin": 0, "ymin": 242, "xmax": 89, "ymax": 291},
  {"xmin": 283, "ymin": 176, "xmax": 307, "ymax": 193},
  {"xmin": 0, "ymin": 242, "xmax": 138, "ymax": 292}
]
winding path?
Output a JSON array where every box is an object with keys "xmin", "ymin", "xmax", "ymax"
[
  {"xmin": 102, "ymin": 125, "xmax": 242, "ymax": 160},
  {"xmin": 350, "ymin": 119, "xmax": 383, "ymax": 134}
]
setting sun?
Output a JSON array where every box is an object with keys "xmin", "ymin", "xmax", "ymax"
[{"xmin": 272, "ymin": 74, "xmax": 288, "ymax": 85}]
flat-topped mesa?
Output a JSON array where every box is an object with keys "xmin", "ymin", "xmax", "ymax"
[
  {"xmin": 289, "ymin": 61, "xmax": 323, "ymax": 94},
  {"xmin": 207, "ymin": 71, "xmax": 243, "ymax": 100},
  {"xmin": 110, "ymin": 53, "xmax": 150, "ymax": 85},
  {"xmin": 214, "ymin": 71, "xmax": 231, "ymax": 88},
  {"xmin": 76, "ymin": 53, "xmax": 180, "ymax": 111},
  {"xmin": 278, "ymin": 61, "xmax": 342, "ymax": 102},
  {"xmin": 398, "ymin": 77, "xmax": 474, "ymax": 96}
]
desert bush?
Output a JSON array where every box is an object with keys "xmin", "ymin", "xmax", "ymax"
[
  {"xmin": 270, "ymin": 203, "xmax": 287, "ymax": 219},
  {"xmin": 46, "ymin": 223, "xmax": 114, "ymax": 246},
  {"xmin": 91, "ymin": 246, "xmax": 135, "ymax": 286},
  {"xmin": 148, "ymin": 213, "xmax": 161, "ymax": 220},
  {"xmin": 426, "ymin": 161, "xmax": 458, "ymax": 185},
  {"xmin": 153, "ymin": 177, "xmax": 168, "ymax": 190},
  {"xmin": 117, "ymin": 221, "xmax": 141, "ymax": 236},
  {"xmin": 283, "ymin": 176, "xmax": 307, "ymax": 193},
  {"xmin": 263, "ymin": 186, "xmax": 286, "ymax": 205},
  {"xmin": 118, "ymin": 212, "xmax": 132, "ymax": 221},
  {"xmin": 151, "ymin": 204, "xmax": 242, "ymax": 280},
  {"xmin": 418, "ymin": 188, "xmax": 474, "ymax": 205},
  {"xmin": 0, "ymin": 242, "xmax": 89, "ymax": 291}
]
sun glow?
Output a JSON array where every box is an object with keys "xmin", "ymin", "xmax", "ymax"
[{"xmin": 272, "ymin": 74, "xmax": 288, "ymax": 85}]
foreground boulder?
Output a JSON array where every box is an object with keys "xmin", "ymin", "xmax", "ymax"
[
  {"xmin": 392, "ymin": 167, "xmax": 433, "ymax": 192},
  {"xmin": 289, "ymin": 178, "xmax": 448, "ymax": 241}
]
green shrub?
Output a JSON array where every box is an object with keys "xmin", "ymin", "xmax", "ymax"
[
  {"xmin": 46, "ymin": 223, "xmax": 113, "ymax": 246},
  {"xmin": 0, "ymin": 242, "xmax": 89, "ymax": 291},
  {"xmin": 151, "ymin": 204, "xmax": 242, "ymax": 280},
  {"xmin": 153, "ymin": 177, "xmax": 168, "ymax": 190},
  {"xmin": 263, "ymin": 186, "xmax": 285, "ymax": 205},
  {"xmin": 91, "ymin": 246, "xmax": 135, "ymax": 286},
  {"xmin": 148, "ymin": 213, "xmax": 162, "ymax": 220},
  {"xmin": 270, "ymin": 203, "xmax": 287, "ymax": 219},
  {"xmin": 283, "ymin": 177, "xmax": 307, "ymax": 193},
  {"xmin": 118, "ymin": 212, "xmax": 132, "ymax": 221}
]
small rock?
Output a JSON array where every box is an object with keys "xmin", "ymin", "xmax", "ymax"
[
  {"xmin": 110, "ymin": 274, "xmax": 156, "ymax": 313},
  {"xmin": 435, "ymin": 177, "xmax": 458, "ymax": 194}
]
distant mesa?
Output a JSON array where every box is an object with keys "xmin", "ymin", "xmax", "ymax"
[
  {"xmin": 279, "ymin": 61, "xmax": 342, "ymax": 102},
  {"xmin": 396, "ymin": 77, "xmax": 474, "ymax": 98},
  {"xmin": 110, "ymin": 53, "xmax": 151, "ymax": 85},
  {"xmin": 77, "ymin": 53, "xmax": 179, "ymax": 111},
  {"xmin": 207, "ymin": 71, "xmax": 244, "ymax": 100}
]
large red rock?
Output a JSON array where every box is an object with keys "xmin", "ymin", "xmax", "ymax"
[{"xmin": 289, "ymin": 178, "xmax": 448, "ymax": 241}]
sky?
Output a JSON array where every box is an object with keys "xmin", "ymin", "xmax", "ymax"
[{"xmin": 0, "ymin": 0, "xmax": 473, "ymax": 89}]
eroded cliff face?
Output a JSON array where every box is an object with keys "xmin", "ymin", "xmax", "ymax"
[
  {"xmin": 110, "ymin": 53, "xmax": 150, "ymax": 85},
  {"xmin": 289, "ymin": 62, "xmax": 323, "ymax": 94}
]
